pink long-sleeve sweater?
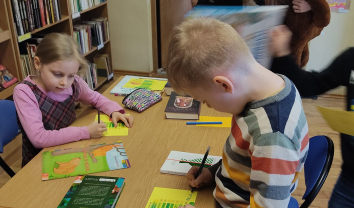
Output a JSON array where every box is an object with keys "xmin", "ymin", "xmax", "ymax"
[{"xmin": 13, "ymin": 75, "xmax": 124, "ymax": 148}]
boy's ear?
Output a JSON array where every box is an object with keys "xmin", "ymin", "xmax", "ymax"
[
  {"xmin": 34, "ymin": 56, "xmax": 41, "ymax": 71},
  {"xmin": 213, "ymin": 76, "xmax": 234, "ymax": 94}
]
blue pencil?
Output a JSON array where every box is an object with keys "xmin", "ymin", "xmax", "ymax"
[{"xmin": 186, "ymin": 121, "xmax": 222, "ymax": 125}]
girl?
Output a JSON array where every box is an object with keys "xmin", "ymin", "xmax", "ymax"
[{"xmin": 13, "ymin": 33, "xmax": 133, "ymax": 167}]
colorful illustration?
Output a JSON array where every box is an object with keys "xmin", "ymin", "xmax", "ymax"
[
  {"xmin": 145, "ymin": 187, "xmax": 198, "ymax": 208},
  {"xmin": 160, "ymin": 151, "xmax": 222, "ymax": 175},
  {"xmin": 42, "ymin": 142, "xmax": 130, "ymax": 180},
  {"xmin": 110, "ymin": 75, "xmax": 168, "ymax": 95},
  {"xmin": 326, "ymin": 0, "xmax": 351, "ymax": 11},
  {"xmin": 58, "ymin": 175, "xmax": 125, "ymax": 208},
  {"xmin": 123, "ymin": 78, "xmax": 167, "ymax": 91},
  {"xmin": 174, "ymin": 96, "xmax": 193, "ymax": 108},
  {"xmin": 95, "ymin": 114, "xmax": 129, "ymax": 136},
  {"xmin": 180, "ymin": 157, "xmax": 215, "ymax": 168}
]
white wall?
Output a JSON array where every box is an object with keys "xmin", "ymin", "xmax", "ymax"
[
  {"xmin": 107, "ymin": 0, "xmax": 153, "ymax": 73},
  {"xmin": 307, "ymin": 9, "xmax": 354, "ymax": 72}
]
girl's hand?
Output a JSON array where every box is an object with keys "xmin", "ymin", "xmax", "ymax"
[
  {"xmin": 87, "ymin": 121, "xmax": 107, "ymax": 138},
  {"xmin": 269, "ymin": 25, "xmax": 292, "ymax": 57},
  {"xmin": 186, "ymin": 166, "xmax": 214, "ymax": 189},
  {"xmin": 111, "ymin": 112, "xmax": 134, "ymax": 128},
  {"xmin": 292, "ymin": 0, "xmax": 311, "ymax": 13}
]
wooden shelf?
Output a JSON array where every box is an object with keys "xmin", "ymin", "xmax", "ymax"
[
  {"xmin": 0, "ymin": 82, "xmax": 17, "ymax": 99},
  {"xmin": 94, "ymin": 76, "xmax": 108, "ymax": 90},
  {"xmin": 0, "ymin": 30, "xmax": 11, "ymax": 44},
  {"xmin": 83, "ymin": 39, "xmax": 110, "ymax": 57},
  {"xmin": 30, "ymin": 16, "xmax": 70, "ymax": 35},
  {"xmin": 80, "ymin": 2, "xmax": 107, "ymax": 15}
]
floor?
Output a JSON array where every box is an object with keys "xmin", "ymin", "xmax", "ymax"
[{"xmin": 0, "ymin": 78, "xmax": 346, "ymax": 208}]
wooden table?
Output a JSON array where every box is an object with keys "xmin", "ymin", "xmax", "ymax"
[{"xmin": 0, "ymin": 77, "xmax": 231, "ymax": 208}]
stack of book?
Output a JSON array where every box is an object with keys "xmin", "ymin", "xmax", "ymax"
[
  {"xmin": 19, "ymin": 36, "xmax": 42, "ymax": 77},
  {"xmin": 73, "ymin": 17, "xmax": 109, "ymax": 54},
  {"xmin": 70, "ymin": 0, "xmax": 106, "ymax": 14},
  {"xmin": 82, "ymin": 62, "xmax": 98, "ymax": 90},
  {"xmin": 11, "ymin": 0, "xmax": 62, "ymax": 36},
  {"xmin": 93, "ymin": 54, "xmax": 113, "ymax": 81}
]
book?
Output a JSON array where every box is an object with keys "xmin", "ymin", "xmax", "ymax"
[
  {"xmin": 185, "ymin": 5, "xmax": 288, "ymax": 68},
  {"xmin": 160, "ymin": 150, "xmax": 222, "ymax": 175},
  {"xmin": 109, "ymin": 75, "xmax": 167, "ymax": 95},
  {"xmin": 145, "ymin": 187, "xmax": 198, "ymax": 208},
  {"xmin": 11, "ymin": 0, "xmax": 24, "ymax": 36},
  {"xmin": 164, "ymin": 92, "xmax": 201, "ymax": 120},
  {"xmin": 42, "ymin": 141, "xmax": 130, "ymax": 180},
  {"xmin": 57, "ymin": 175, "xmax": 125, "ymax": 208},
  {"xmin": 0, "ymin": 65, "xmax": 18, "ymax": 88},
  {"xmin": 164, "ymin": 82, "xmax": 174, "ymax": 96}
]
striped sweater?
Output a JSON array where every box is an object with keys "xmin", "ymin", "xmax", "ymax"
[{"xmin": 212, "ymin": 75, "xmax": 309, "ymax": 208}]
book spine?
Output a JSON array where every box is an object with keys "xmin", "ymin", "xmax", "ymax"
[
  {"xmin": 49, "ymin": 0, "xmax": 54, "ymax": 22},
  {"xmin": 12, "ymin": 0, "xmax": 24, "ymax": 35},
  {"xmin": 44, "ymin": 0, "xmax": 50, "ymax": 24},
  {"xmin": 56, "ymin": 0, "xmax": 61, "ymax": 19},
  {"xmin": 18, "ymin": 0, "xmax": 28, "ymax": 33},
  {"xmin": 52, "ymin": 0, "xmax": 58, "ymax": 21},
  {"xmin": 31, "ymin": 0, "xmax": 39, "ymax": 28},
  {"xmin": 25, "ymin": 0, "xmax": 34, "ymax": 31},
  {"xmin": 34, "ymin": 0, "xmax": 42, "ymax": 28},
  {"xmin": 21, "ymin": 0, "xmax": 29, "ymax": 32},
  {"xmin": 38, "ymin": 0, "xmax": 46, "ymax": 26}
]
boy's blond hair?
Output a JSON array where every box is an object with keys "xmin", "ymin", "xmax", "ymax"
[
  {"xmin": 166, "ymin": 17, "xmax": 254, "ymax": 93},
  {"xmin": 35, "ymin": 33, "xmax": 88, "ymax": 74}
]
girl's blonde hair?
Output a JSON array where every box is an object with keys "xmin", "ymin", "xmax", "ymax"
[
  {"xmin": 35, "ymin": 33, "xmax": 88, "ymax": 74},
  {"xmin": 166, "ymin": 17, "xmax": 255, "ymax": 93}
]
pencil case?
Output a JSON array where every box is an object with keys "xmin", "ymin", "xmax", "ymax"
[{"xmin": 122, "ymin": 89, "xmax": 162, "ymax": 113}]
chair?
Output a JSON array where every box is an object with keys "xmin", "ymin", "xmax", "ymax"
[
  {"xmin": 288, "ymin": 135, "xmax": 334, "ymax": 208},
  {"xmin": 0, "ymin": 100, "xmax": 20, "ymax": 177}
]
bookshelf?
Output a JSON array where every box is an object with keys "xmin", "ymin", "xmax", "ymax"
[
  {"xmin": 1, "ymin": 0, "xmax": 112, "ymax": 99},
  {"xmin": 0, "ymin": 0, "xmax": 19, "ymax": 99}
]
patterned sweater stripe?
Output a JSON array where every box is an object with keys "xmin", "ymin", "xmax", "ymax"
[{"xmin": 232, "ymin": 118, "xmax": 251, "ymax": 150}]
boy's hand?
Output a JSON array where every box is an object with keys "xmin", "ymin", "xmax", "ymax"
[
  {"xmin": 111, "ymin": 112, "xmax": 134, "ymax": 128},
  {"xmin": 87, "ymin": 121, "xmax": 107, "ymax": 138},
  {"xmin": 186, "ymin": 166, "xmax": 214, "ymax": 188},
  {"xmin": 292, "ymin": 0, "xmax": 311, "ymax": 13},
  {"xmin": 269, "ymin": 25, "xmax": 292, "ymax": 58},
  {"xmin": 243, "ymin": 0, "xmax": 257, "ymax": 6},
  {"xmin": 191, "ymin": 0, "xmax": 198, "ymax": 7},
  {"xmin": 179, "ymin": 205, "xmax": 196, "ymax": 208}
]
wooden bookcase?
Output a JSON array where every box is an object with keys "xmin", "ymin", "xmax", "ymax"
[
  {"xmin": 0, "ymin": 0, "xmax": 20, "ymax": 99},
  {"xmin": 1, "ymin": 0, "xmax": 112, "ymax": 99}
]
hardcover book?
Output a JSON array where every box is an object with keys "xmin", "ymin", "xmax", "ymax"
[
  {"xmin": 160, "ymin": 151, "xmax": 222, "ymax": 175},
  {"xmin": 42, "ymin": 141, "xmax": 130, "ymax": 180},
  {"xmin": 164, "ymin": 92, "xmax": 201, "ymax": 120},
  {"xmin": 57, "ymin": 175, "xmax": 125, "ymax": 208},
  {"xmin": 186, "ymin": 5, "xmax": 288, "ymax": 68}
]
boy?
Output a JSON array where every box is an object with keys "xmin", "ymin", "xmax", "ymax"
[{"xmin": 166, "ymin": 18, "xmax": 309, "ymax": 207}]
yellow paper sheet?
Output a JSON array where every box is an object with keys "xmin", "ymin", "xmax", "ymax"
[
  {"xmin": 196, "ymin": 116, "xmax": 232, "ymax": 128},
  {"xmin": 123, "ymin": 78, "xmax": 167, "ymax": 91},
  {"xmin": 316, "ymin": 105, "xmax": 354, "ymax": 136},
  {"xmin": 95, "ymin": 115, "xmax": 128, "ymax": 136},
  {"xmin": 145, "ymin": 187, "xmax": 198, "ymax": 208}
]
